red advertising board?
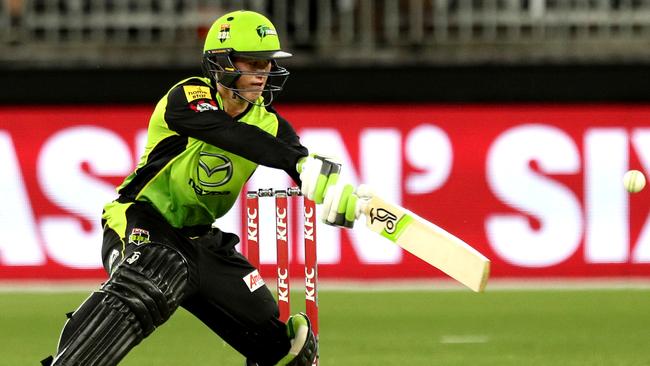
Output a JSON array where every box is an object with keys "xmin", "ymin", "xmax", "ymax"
[{"xmin": 2, "ymin": 104, "xmax": 650, "ymax": 280}]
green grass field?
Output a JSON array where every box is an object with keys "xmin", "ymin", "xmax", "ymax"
[{"xmin": 3, "ymin": 288, "xmax": 650, "ymax": 365}]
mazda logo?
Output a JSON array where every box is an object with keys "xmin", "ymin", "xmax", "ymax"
[{"xmin": 197, "ymin": 152, "xmax": 233, "ymax": 187}]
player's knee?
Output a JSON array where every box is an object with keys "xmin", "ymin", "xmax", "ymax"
[{"xmin": 101, "ymin": 242, "xmax": 194, "ymax": 335}]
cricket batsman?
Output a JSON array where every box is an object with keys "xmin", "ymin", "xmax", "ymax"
[{"xmin": 42, "ymin": 10, "xmax": 361, "ymax": 366}]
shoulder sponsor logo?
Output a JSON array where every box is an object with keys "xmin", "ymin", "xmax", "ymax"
[
  {"xmin": 243, "ymin": 269, "xmax": 265, "ymax": 292},
  {"xmin": 190, "ymin": 99, "xmax": 219, "ymax": 113},
  {"xmin": 183, "ymin": 85, "xmax": 211, "ymax": 102}
]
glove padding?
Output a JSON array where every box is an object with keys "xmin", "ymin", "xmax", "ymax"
[
  {"xmin": 297, "ymin": 154, "xmax": 341, "ymax": 204},
  {"xmin": 321, "ymin": 183, "xmax": 373, "ymax": 228}
]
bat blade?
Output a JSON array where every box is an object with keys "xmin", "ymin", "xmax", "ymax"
[{"xmin": 362, "ymin": 195, "xmax": 490, "ymax": 292}]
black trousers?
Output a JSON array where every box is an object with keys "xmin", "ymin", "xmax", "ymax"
[{"xmin": 101, "ymin": 201, "xmax": 290, "ymax": 365}]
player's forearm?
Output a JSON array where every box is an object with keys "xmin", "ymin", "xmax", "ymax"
[
  {"xmin": 176, "ymin": 117, "xmax": 306, "ymax": 170},
  {"xmin": 166, "ymin": 113, "xmax": 305, "ymax": 175}
]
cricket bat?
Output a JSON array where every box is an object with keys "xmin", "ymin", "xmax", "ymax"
[{"xmin": 359, "ymin": 194, "xmax": 490, "ymax": 292}]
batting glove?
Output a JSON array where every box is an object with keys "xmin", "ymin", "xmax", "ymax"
[
  {"xmin": 296, "ymin": 154, "xmax": 341, "ymax": 204},
  {"xmin": 321, "ymin": 183, "xmax": 374, "ymax": 228}
]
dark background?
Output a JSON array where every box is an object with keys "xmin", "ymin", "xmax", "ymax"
[{"xmin": 4, "ymin": 63, "xmax": 649, "ymax": 104}]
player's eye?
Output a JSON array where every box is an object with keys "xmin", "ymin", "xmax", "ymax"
[{"xmin": 252, "ymin": 60, "xmax": 271, "ymax": 70}]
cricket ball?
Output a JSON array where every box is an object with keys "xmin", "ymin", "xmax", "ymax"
[{"xmin": 623, "ymin": 169, "xmax": 646, "ymax": 194}]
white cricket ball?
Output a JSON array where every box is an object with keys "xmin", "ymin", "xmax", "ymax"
[{"xmin": 623, "ymin": 170, "xmax": 646, "ymax": 193}]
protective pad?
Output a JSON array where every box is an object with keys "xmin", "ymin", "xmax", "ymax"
[
  {"xmin": 101, "ymin": 243, "xmax": 191, "ymax": 335},
  {"xmin": 49, "ymin": 243, "xmax": 191, "ymax": 366},
  {"xmin": 49, "ymin": 292, "xmax": 145, "ymax": 366}
]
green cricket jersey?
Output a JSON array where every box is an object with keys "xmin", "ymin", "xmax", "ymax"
[{"xmin": 103, "ymin": 77, "xmax": 308, "ymax": 232}]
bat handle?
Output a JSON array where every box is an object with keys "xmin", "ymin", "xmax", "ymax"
[
  {"xmin": 356, "ymin": 184, "xmax": 375, "ymax": 199},
  {"xmin": 355, "ymin": 184, "xmax": 375, "ymax": 219},
  {"xmin": 355, "ymin": 199, "xmax": 369, "ymax": 219}
]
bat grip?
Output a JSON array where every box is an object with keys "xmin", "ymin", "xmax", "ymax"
[{"xmin": 354, "ymin": 184, "xmax": 375, "ymax": 219}]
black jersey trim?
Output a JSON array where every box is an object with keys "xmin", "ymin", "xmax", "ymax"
[{"xmin": 118, "ymin": 135, "xmax": 188, "ymax": 200}]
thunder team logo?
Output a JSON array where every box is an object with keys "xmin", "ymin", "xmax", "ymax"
[{"xmin": 256, "ymin": 25, "xmax": 276, "ymax": 39}]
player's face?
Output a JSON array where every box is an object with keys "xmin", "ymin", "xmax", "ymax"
[{"xmin": 233, "ymin": 57, "xmax": 272, "ymax": 102}]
